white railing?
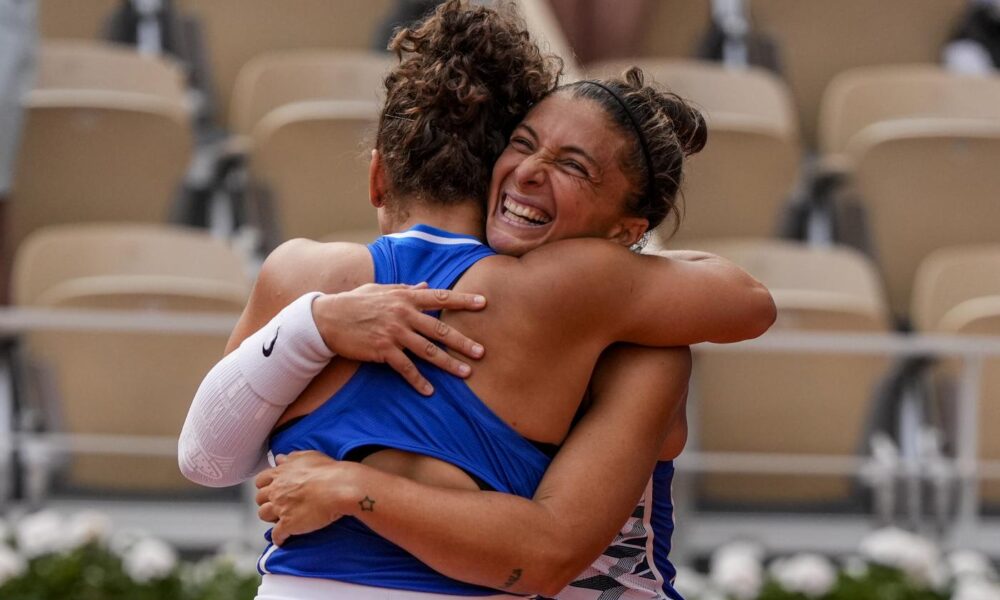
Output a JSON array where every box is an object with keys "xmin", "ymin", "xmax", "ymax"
[{"xmin": 1, "ymin": 307, "xmax": 999, "ymax": 547}]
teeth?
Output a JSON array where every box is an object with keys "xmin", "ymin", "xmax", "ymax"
[{"xmin": 503, "ymin": 196, "xmax": 551, "ymax": 225}]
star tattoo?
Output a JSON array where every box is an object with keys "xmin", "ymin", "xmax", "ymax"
[{"xmin": 359, "ymin": 496, "xmax": 376, "ymax": 512}]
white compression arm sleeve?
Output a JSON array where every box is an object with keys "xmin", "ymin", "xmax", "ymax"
[{"xmin": 178, "ymin": 292, "xmax": 335, "ymax": 487}]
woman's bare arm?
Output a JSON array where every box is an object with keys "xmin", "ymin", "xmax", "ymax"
[
  {"xmin": 513, "ymin": 238, "xmax": 776, "ymax": 347},
  {"xmin": 255, "ymin": 345, "xmax": 690, "ymax": 596},
  {"xmin": 179, "ymin": 240, "xmax": 489, "ymax": 486}
]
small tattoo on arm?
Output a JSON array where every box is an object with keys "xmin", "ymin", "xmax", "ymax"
[
  {"xmin": 358, "ymin": 496, "xmax": 376, "ymax": 512},
  {"xmin": 501, "ymin": 568, "xmax": 523, "ymax": 589}
]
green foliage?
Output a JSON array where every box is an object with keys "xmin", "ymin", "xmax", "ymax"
[
  {"xmin": 752, "ymin": 565, "xmax": 950, "ymax": 600},
  {"xmin": 0, "ymin": 543, "xmax": 259, "ymax": 600}
]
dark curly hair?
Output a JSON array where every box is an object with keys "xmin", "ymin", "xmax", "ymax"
[
  {"xmin": 563, "ymin": 67, "xmax": 708, "ymax": 237},
  {"xmin": 377, "ymin": 0, "xmax": 561, "ymax": 209}
]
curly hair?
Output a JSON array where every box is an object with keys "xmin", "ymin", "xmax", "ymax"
[
  {"xmin": 377, "ymin": 0, "xmax": 561, "ymax": 208},
  {"xmin": 563, "ymin": 67, "xmax": 708, "ymax": 237}
]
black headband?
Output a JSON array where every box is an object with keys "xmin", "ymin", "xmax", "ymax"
[{"xmin": 582, "ymin": 80, "xmax": 656, "ymax": 201}]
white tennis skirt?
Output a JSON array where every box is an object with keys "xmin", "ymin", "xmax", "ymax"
[{"xmin": 255, "ymin": 574, "xmax": 523, "ymax": 600}]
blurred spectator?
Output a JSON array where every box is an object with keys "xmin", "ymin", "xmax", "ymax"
[
  {"xmin": 547, "ymin": 0, "xmax": 651, "ymax": 64},
  {"xmin": 105, "ymin": 0, "xmax": 217, "ymax": 133},
  {"xmin": 696, "ymin": 0, "xmax": 780, "ymax": 72},
  {"xmin": 943, "ymin": 0, "xmax": 1000, "ymax": 74},
  {"xmin": 0, "ymin": 0, "xmax": 36, "ymax": 302}
]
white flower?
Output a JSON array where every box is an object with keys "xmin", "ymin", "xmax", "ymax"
[
  {"xmin": 673, "ymin": 566, "xmax": 710, "ymax": 599},
  {"xmin": 859, "ymin": 527, "xmax": 942, "ymax": 586},
  {"xmin": 0, "ymin": 544, "xmax": 27, "ymax": 586},
  {"xmin": 950, "ymin": 551, "xmax": 999, "ymax": 583},
  {"xmin": 108, "ymin": 528, "xmax": 148, "ymax": 558},
  {"xmin": 15, "ymin": 510, "xmax": 68, "ymax": 558},
  {"xmin": 122, "ymin": 537, "xmax": 177, "ymax": 583},
  {"xmin": 214, "ymin": 540, "xmax": 260, "ymax": 578},
  {"xmin": 66, "ymin": 511, "xmax": 112, "ymax": 550},
  {"xmin": 954, "ymin": 577, "xmax": 1000, "ymax": 600},
  {"xmin": 769, "ymin": 553, "xmax": 838, "ymax": 598},
  {"xmin": 842, "ymin": 555, "xmax": 869, "ymax": 579},
  {"xmin": 710, "ymin": 541, "xmax": 764, "ymax": 600}
]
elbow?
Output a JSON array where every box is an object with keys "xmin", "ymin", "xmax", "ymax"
[
  {"xmin": 177, "ymin": 436, "xmax": 245, "ymax": 488},
  {"xmin": 748, "ymin": 284, "xmax": 777, "ymax": 339},
  {"xmin": 711, "ymin": 281, "xmax": 777, "ymax": 344},
  {"xmin": 522, "ymin": 543, "xmax": 592, "ymax": 597}
]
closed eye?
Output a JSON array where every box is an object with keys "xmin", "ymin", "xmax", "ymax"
[
  {"xmin": 510, "ymin": 136, "xmax": 533, "ymax": 152},
  {"xmin": 562, "ymin": 160, "xmax": 589, "ymax": 177}
]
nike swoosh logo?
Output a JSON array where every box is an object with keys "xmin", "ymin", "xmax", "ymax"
[{"xmin": 263, "ymin": 327, "xmax": 279, "ymax": 357}]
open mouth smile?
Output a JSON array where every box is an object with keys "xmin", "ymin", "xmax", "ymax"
[{"xmin": 500, "ymin": 193, "xmax": 552, "ymax": 227}]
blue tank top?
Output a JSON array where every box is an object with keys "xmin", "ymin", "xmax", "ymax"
[{"xmin": 258, "ymin": 224, "xmax": 553, "ymax": 595}]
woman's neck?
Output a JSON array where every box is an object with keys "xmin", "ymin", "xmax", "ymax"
[{"xmin": 389, "ymin": 197, "xmax": 486, "ymax": 240}]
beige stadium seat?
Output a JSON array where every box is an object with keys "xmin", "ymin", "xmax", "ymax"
[
  {"xmin": 588, "ymin": 59, "xmax": 800, "ymax": 244},
  {"xmin": 682, "ymin": 239, "xmax": 892, "ymax": 505},
  {"xmin": 12, "ymin": 224, "xmax": 249, "ymax": 492},
  {"xmin": 230, "ymin": 50, "xmax": 393, "ymax": 136},
  {"xmin": 249, "ymin": 100, "xmax": 379, "ymax": 244},
  {"xmin": 39, "ymin": 0, "xmax": 119, "ymax": 40},
  {"xmin": 637, "ymin": 0, "xmax": 711, "ymax": 60},
  {"xmin": 819, "ymin": 66, "xmax": 1000, "ymax": 168},
  {"xmin": 37, "ymin": 40, "xmax": 189, "ymax": 104},
  {"xmin": 7, "ymin": 89, "xmax": 193, "ymax": 261},
  {"xmin": 912, "ymin": 246, "xmax": 1000, "ymax": 506},
  {"xmin": 846, "ymin": 119, "xmax": 1000, "ymax": 318},
  {"xmin": 749, "ymin": 0, "xmax": 967, "ymax": 147},
  {"xmin": 177, "ymin": 0, "xmax": 392, "ymax": 125}
]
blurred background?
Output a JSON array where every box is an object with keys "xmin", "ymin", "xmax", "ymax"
[{"xmin": 1, "ymin": 0, "xmax": 1000, "ymax": 597}]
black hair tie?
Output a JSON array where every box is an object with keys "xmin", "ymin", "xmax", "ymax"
[{"xmin": 582, "ymin": 80, "xmax": 656, "ymax": 200}]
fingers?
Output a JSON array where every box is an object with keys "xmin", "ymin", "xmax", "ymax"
[
  {"xmin": 383, "ymin": 348, "xmax": 433, "ymax": 395},
  {"xmin": 398, "ymin": 325, "xmax": 474, "ymax": 379},
  {"xmin": 255, "ymin": 469, "xmax": 274, "ymax": 489},
  {"xmin": 272, "ymin": 522, "xmax": 289, "ymax": 547},
  {"xmin": 275, "ymin": 453, "xmax": 288, "ymax": 465},
  {"xmin": 258, "ymin": 502, "xmax": 278, "ymax": 523},
  {"xmin": 407, "ymin": 289, "xmax": 486, "ymax": 312},
  {"xmin": 411, "ymin": 312, "xmax": 484, "ymax": 361}
]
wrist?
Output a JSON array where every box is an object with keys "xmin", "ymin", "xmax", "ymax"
[
  {"xmin": 326, "ymin": 460, "xmax": 370, "ymax": 519},
  {"xmin": 311, "ymin": 293, "xmax": 342, "ymax": 354}
]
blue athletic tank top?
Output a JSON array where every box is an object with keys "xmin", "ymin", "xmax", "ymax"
[
  {"xmin": 545, "ymin": 461, "xmax": 682, "ymax": 600},
  {"xmin": 258, "ymin": 224, "xmax": 553, "ymax": 595}
]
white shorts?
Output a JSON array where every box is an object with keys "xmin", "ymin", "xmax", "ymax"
[{"xmin": 255, "ymin": 574, "xmax": 523, "ymax": 600}]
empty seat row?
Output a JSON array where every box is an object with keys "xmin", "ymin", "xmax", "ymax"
[
  {"xmin": 668, "ymin": 239, "xmax": 1000, "ymax": 509},
  {"xmin": 12, "ymin": 224, "xmax": 249, "ymax": 493}
]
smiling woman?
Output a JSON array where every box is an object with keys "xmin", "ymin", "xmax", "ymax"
[{"xmin": 487, "ymin": 69, "xmax": 707, "ymax": 257}]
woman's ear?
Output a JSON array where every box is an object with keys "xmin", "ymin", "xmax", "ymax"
[
  {"xmin": 610, "ymin": 217, "xmax": 650, "ymax": 247},
  {"xmin": 369, "ymin": 149, "xmax": 386, "ymax": 208}
]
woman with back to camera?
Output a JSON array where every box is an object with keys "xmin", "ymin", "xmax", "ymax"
[{"xmin": 179, "ymin": 2, "xmax": 774, "ymax": 598}]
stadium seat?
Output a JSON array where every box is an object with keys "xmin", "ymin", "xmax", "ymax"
[
  {"xmin": 818, "ymin": 65, "xmax": 1000, "ymax": 170},
  {"xmin": 846, "ymin": 119, "xmax": 1000, "ymax": 318},
  {"xmin": 12, "ymin": 224, "xmax": 249, "ymax": 493},
  {"xmin": 38, "ymin": 0, "xmax": 118, "ymax": 40},
  {"xmin": 912, "ymin": 246, "xmax": 1000, "ymax": 506},
  {"xmin": 683, "ymin": 239, "xmax": 892, "ymax": 506},
  {"xmin": 37, "ymin": 40, "xmax": 189, "ymax": 104},
  {"xmin": 637, "ymin": 0, "xmax": 711, "ymax": 60},
  {"xmin": 749, "ymin": 0, "xmax": 967, "ymax": 147},
  {"xmin": 7, "ymin": 90, "xmax": 193, "ymax": 260},
  {"xmin": 229, "ymin": 50, "xmax": 392, "ymax": 136},
  {"xmin": 248, "ymin": 100, "xmax": 380, "ymax": 245},
  {"xmin": 587, "ymin": 59, "xmax": 800, "ymax": 244},
  {"xmin": 177, "ymin": 0, "xmax": 393, "ymax": 126}
]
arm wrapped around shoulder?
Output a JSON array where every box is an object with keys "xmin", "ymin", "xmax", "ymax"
[{"xmin": 178, "ymin": 292, "xmax": 335, "ymax": 487}]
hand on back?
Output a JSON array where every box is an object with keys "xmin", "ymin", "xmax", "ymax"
[{"xmin": 313, "ymin": 283, "xmax": 487, "ymax": 395}]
